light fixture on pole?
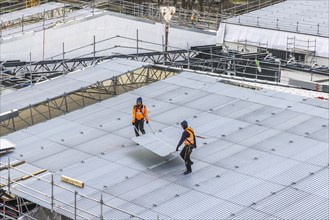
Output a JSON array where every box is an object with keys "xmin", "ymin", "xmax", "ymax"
[{"xmin": 160, "ymin": 6, "xmax": 176, "ymax": 62}]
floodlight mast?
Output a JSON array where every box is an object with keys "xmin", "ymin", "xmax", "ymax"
[{"xmin": 160, "ymin": 6, "xmax": 176, "ymax": 62}]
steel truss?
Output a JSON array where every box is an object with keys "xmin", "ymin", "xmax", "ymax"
[
  {"xmin": 0, "ymin": 6, "xmax": 73, "ymax": 31},
  {"xmin": 1, "ymin": 49, "xmax": 195, "ymax": 88},
  {"xmin": 0, "ymin": 65, "xmax": 177, "ymax": 136}
]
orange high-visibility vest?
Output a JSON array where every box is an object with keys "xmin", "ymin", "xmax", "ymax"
[
  {"xmin": 132, "ymin": 105, "xmax": 148, "ymax": 123},
  {"xmin": 184, "ymin": 127, "xmax": 195, "ymax": 146}
]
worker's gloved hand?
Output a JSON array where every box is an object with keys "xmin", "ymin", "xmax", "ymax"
[
  {"xmin": 146, "ymin": 121, "xmax": 149, "ymax": 124},
  {"xmin": 176, "ymin": 147, "xmax": 179, "ymax": 152},
  {"xmin": 132, "ymin": 122, "xmax": 134, "ymax": 126}
]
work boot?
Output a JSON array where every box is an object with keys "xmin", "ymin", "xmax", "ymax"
[
  {"xmin": 185, "ymin": 163, "xmax": 192, "ymax": 175},
  {"xmin": 183, "ymin": 170, "xmax": 192, "ymax": 175}
]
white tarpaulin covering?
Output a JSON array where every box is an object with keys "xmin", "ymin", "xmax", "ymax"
[
  {"xmin": 216, "ymin": 23, "xmax": 329, "ymax": 58},
  {"xmin": 1, "ymin": 13, "xmax": 216, "ymax": 61}
]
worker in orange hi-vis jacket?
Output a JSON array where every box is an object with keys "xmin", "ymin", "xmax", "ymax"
[
  {"xmin": 176, "ymin": 120, "xmax": 197, "ymax": 175},
  {"xmin": 132, "ymin": 97, "xmax": 149, "ymax": 137}
]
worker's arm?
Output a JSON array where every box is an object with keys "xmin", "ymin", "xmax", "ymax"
[
  {"xmin": 143, "ymin": 105, "xmax": 149, "ymax": 123},
  {"xmin": 132, "ymin": 106, "xmax": 136, "ymax": 124},
  {"xmin": 176, "ymin": 131, "xmax": 189, "ymax": 151}
]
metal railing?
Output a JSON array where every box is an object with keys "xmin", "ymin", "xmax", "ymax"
[
  {"xmin": 0, "ymin": 6, "xmax": 104, "ymax": 38},
  {"xmin": 221, "ymin": 0, "xmax": 285, "ymax": 17},
  {"xmin": 0, "ymin": 159, "xmax": 145, "ymax": 220},
  {"xmin": 96, "ymin": 0, "xmax": 224, "ymax": 30},
  {"xmin": 1, "ymin": 31, "xmax": 282, "ymax": 90},
  {"xmin": 0, "ymin": 0, "xmax": 48, "ymax": 14}
]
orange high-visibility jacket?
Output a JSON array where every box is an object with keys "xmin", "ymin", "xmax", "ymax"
[
  {"xmin": 132, "ymin": 105, "xmax": 149, "ymax": 123},
  {"xmin": 184, "ymin": 127, "xmax": 195, "ymax": 146}
]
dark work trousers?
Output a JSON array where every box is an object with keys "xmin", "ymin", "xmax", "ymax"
[
  {"xmin": 134, "ymin": 119, "xmax": 145, "ymax": 137},
  {"xmin": 180, "ymin": 145, "xmax": 193, "ymax": 171}
]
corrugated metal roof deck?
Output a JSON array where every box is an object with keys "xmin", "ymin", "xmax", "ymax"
[
  {"xmin": 0, "ymin": 58, "xmax": 146, "ymax": 114},
  {"xmin": 1, "ymin": 71, "xmax": 328, "ymax": 219}
]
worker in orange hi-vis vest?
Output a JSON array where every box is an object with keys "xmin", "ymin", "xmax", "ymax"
[
  {"xmin": 132, "ymin": 97, "xmax": 149, "ymax": 137},
  {"xmin": 176, "ymin": 120, "xmax": 197, "ymax": 175}
]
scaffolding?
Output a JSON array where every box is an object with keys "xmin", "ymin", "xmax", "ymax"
[
  {"xmin": 287, "ymin": 36, "xmax": 316, "ymax": 63},
  {"xmin": 236, "ymin": 39, "xmax": 269, "ymax": 53},
  {"xmin": 25, "ymin": 0, "xmax": 40, "ymax": 8},
  {"xmin": 0, "ymin": 159, "xmax": 146, "ymax": 220}
]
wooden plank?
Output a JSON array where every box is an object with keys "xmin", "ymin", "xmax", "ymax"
[
  {"xmin": 21, "ymin": 169, "xmax": 47, "ymax": 180},
  {"xmin": 61, "ymin": 175, "xmax": 84, "ymax": 188},
  {"xmin": 0, "ymin": 160, "xmax": 25, "ymax": 171}
]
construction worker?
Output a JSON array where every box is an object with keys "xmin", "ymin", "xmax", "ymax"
[
  {"xmin": 176, "ymin": 120, "xmax": 196, "ymax": 175},
  {"xmin": 190, "ymin": 13, "xmax": 195, "ymax": 26},
  {"xmin": 132, "ymin": 97, "xmax": 149, "ymax": 137}
]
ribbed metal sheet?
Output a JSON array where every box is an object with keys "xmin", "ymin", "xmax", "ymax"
[
  {"xmin": 301, "ymin": 97, "xmax": 329, "ymax": 109},
  {"xmin": 174, "ymin": 164, "xmax": 227, "ymax": 188},
  {"xmin": 274, "ymin": 194, "xmax": 328, "ymax": 219},
  {"xmin": 178, "ymin": 72, "xmax": 219, "ymax": 83},
  {"xmin": 119, "ymin": 178, "xmax": 170, "ymax": 202},
  {"xmin": 165, "ymin": 75, "xmax": 212, "ymax": 90},
  {"xmin": 185, "ymin": 93, "xmax": 236, "ymax": 111},
  {"xmin": 223, "ymin": 124, "xmax": 268, "ymax": 144},
  {"xmin": 32, "ymin": 149, "xmax": 92, "ymax": 172},
  {"xmin": 226, "ymin": 180, "xmax": 283, "ymax": 207},
  {"xmin": 260, "ymin": 109, "xmax": 301, "ymax": 128},
  {"xmin": 286, "ymin": 117, "xmax": 329, "ymax": 137},
  {"xmin": 192, "ymin": 200, "xmax": 245, "ymax": 219},
  {"xmin": 172, "ymin": 196, "xmax": 236, "ymax": 219},
  {"xmin": 230, "ymin": 208, "xmax": 281, "ymax": 219},
  {"xmin": 291, "ymin": 142, "xmax": 328, "ymax": 166},
  {"xmin": 151, "ymin": 106, "xmax": 202, "ymax": 125},
  {"xmin": 212, "ymin": 100, "xmax": 263, "ymax": 119},
  {"xmin": 309, "ymin": 126, "xmax": 329, "ymax": 142},
  {"xmin": 132, "ymin": 183, "xmax": 190, "ymax": 208},
  {"xmin": 2, "ymin": 71, "xmax": 328, "ymax": 220},
  {"xmin": 268, "ymin": 163, "xmax": 321, "ymax": 186},
  {"xmin": 252, "ymin": 131, "xmax": 300, "ymax": 152},
  {"xmin": 271, "ymin": 113, "xmax": 313, "ymax": 131},
  {"xmin": 306, "ymin": 107, "xmax": 329, "ymax": 119},
  {"xmin": 252, "ymin": 187, "xmax": 312, "ymax": 216},
  {"xmin": 197, "ymin": 171, "xmax": 250, "ymax": 195},
  {"xmin": 132, "ymin": 81, "xmax": 179, "ymax": 98},
  {"xmin": 215, "ymin": 148, "xmax": 268, "ymax": 170},
  {"xmin": 237, "ymin": 105, "xmax": 285, "ymax": 124},
  {"xmin": 154, "ymin": 86, "xmax": 210, "ymax": 106},
  {"xmin": 153, "ymin": 189, "xmax": 210, "ymax": 216},
  {"xmin": 137, "ymin": 209, "xmax": 171, "ymax": 220},
  {"xmin": 294, "ymin": 168, "xmax": 329, "ymax": 197},
  {"xmin": 202, "ymin": 119, "xmax": 251, "ymax": 138},
  {"xmin": 0, "ymin": 59, "xmax": 145, "ymax": 114},
  {"xmin": 12, "ymin": 137, "xmax": 67, "ymax": 163},
  {"xmin": 74, "ymin": 133, "xmax": 130, "ymax": 155},
  {"xmin": 272, "ymin": 136, "xmax": 326, "ymax": 158},
  {"xmin": 238, "ymin": 153, "xmax": 287, "ymax": 176},
  {"xmin": 200, "ymin": 144, "xmax": 247, "ymax": 164},
  {"xmin": 104, "ymin": 173, "xmax": 157, "ymax": 197},
  {"xmin": 192, "ymin": 139, "xmax": 235, "ymax": 159}
]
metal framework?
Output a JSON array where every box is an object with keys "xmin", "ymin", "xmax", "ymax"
[
  {"xmin": 0, "ymin": 34, "xmax": 198, "ymax": 89},
  {"xmin": 0, "ymin": 7, "xmax": 74, "ymax": 36},
  {"xmin": 0, "ymin": 65, "xmax": 177, "ymax": 136},
  {"xmin": 0, "ymin": 159, "xmax": 146, "ymax": 220}
]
